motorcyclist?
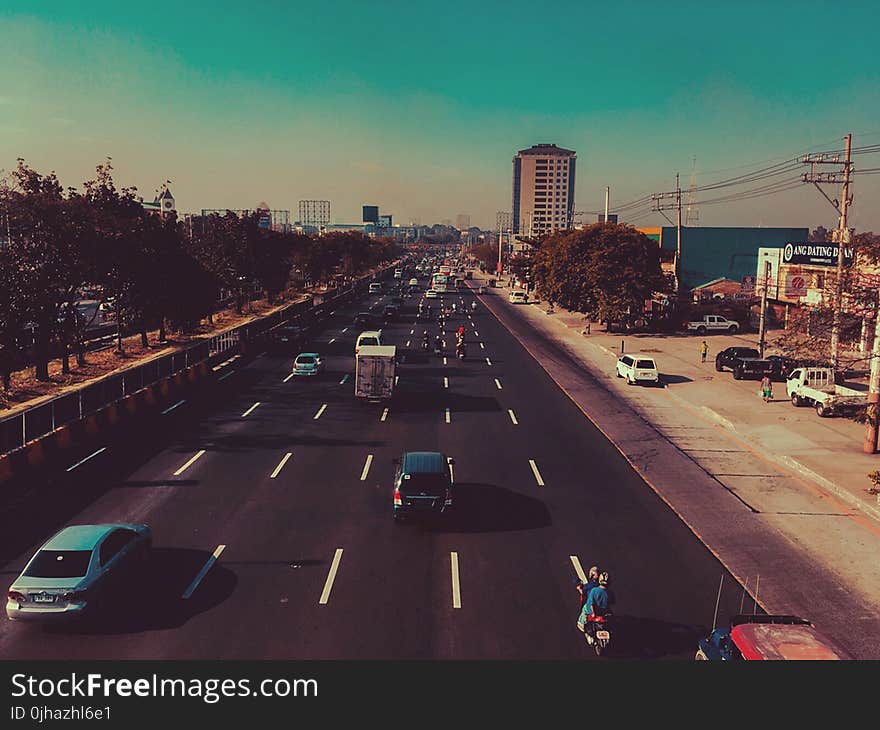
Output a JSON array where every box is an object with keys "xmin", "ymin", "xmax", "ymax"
[
  {"xmin": 457, "ymin": 324, "xmax": 466, "ymax": 340},
  {"xmin": 578, "ymin": 571, "xmax": 614, "ymax": 644},
  {"xmin": 576, "ymin": 566, "xmax": 601, "ymax": 610},
  {"xmin": 456, "ymin": 339, "xmax": 467, "ymax": 358},
  {"xmin": 434, "ymin": 334, "xmax": 443, "ymax": 354},
  {"xmin": 422, "ymin": 330, "xmax": 430, "ymax": 349},
  {"xmin": 471, "ymin": 301, "xmax": 477, "ymax": 312}
]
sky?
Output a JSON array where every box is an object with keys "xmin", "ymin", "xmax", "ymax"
[{"xmin": 2, "ymin": 0, "xmax": 880, "ymax": 232}]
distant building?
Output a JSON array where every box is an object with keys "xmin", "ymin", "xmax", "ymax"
[
  {"xmin": 637, "ymin": 226, "xmax": 809, "ymax": 291},
  {"xmin": 512, "ymin": 143, "xmax": 576, "ymax": 236},
  {"xmin": 362, "ymin": 205, "xmax": 379, "ymax": 224},
  {"xmin": 378, "ymin": 214, "xmax": 392, "ymax": 228},
  {"xmin": 455, "ymin": 213, "xmax": 470, "ymax": 230},
  {"xmin": 141, "ymin": 183, "xmax": 175, "ymax": 218}
]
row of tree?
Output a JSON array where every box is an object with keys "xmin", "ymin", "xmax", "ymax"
[{"xmin": 0, "ymin": 159, "xmax": 399, "ymax": 386}]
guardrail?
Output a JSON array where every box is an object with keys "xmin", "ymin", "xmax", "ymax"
[{"xmin": 0, "ymin": 262, "xmax": 397, "ymax": 457}]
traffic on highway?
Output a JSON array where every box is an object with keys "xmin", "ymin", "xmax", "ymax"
[{"xmin": 1, "ymin": 254, "xmax": 757, "ymax": 661}]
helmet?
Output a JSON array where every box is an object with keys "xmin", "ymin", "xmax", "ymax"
[
  {"xmin": 588, "ymin": 566, "xmax": 600, "ymax": 581},
  {"xmin": 598, "ymin": 572, "xmax": 610, "ymax": 587}
]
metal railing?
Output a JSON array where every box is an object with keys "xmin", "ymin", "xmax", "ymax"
[{"xmin": 0, "ymin": 264, "xmax": 396, "ymax": 456}]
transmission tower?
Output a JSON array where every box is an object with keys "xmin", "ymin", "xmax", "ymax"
[{"xmin": 685, "ymin": 157, "xmax": 700, "ymax": 227}]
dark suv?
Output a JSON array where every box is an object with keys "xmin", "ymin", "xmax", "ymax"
[
  {"xmin": 266, "ymin": 323, "xmax": 306, "ymax": 353},
  {"xmin": 392, "ymin": 452, "xmax": 455, "ymax": 522},
  {"xmin": 715, "ymin": 347, "xmax": 775, "ymax": 380},
  {"xmin": 354, "ymin": 312, "xmax": 376, "ymax": 328}
]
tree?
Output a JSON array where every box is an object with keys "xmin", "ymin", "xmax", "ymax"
[
  {"xmin": 809, "ymin": 225, "xmax": 831, "ymax": 242},
  {"xmin": 532, "ymin": 223, "xmax": 668, "ymax": 323}
]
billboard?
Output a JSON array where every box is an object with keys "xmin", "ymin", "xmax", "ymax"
[
  {"xmin": 597, "ymin": 214, "xmax": 618, "ymax": 224},
  {"xmin": 782, "ymin": 242, "xmax": 854, "ymax": 267},
  {"xmin": 785, "ymin": 273, "xmax": 807, "ymax": 298},
  {"xmin": 378, "ymin": 214, "xmax": 392, "ymax": 228}
]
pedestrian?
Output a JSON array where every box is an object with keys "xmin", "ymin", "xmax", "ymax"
[
  {"xmin": 700, "ymin": 340, "xmax": 709, "ymax": 363},
  {"xmin": 760, "ymin": 374, "xmax": 773, "ymax": 403}
]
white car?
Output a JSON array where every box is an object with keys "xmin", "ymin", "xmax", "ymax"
[
  {"xmin": 616, "ymin": 354, "xmax": 660, "ymax": 386},
  {"xmin": 355, "ymin": 330, "xmax": 384, "ymax": 354},
  {"xmin": 369, "ymin": 283, "xmax": 382, "ymax": 294},
  {"xmin": 425, "ymin": 290, "xmax": 439, "ymax": 299},
  {"xmin": 509, "ymin": 290, "xmax": 528, "ymax": 304},
  {"xmin": 409, "ymin": 278, "xmax": 419, "ymax": 286}
]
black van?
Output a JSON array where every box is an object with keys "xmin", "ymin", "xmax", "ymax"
[{"xmin": 392, "ymin": 452, "xmax": 455, "ymax": 522}]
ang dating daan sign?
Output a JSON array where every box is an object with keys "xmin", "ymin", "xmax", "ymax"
[{"xmin": 783, "ymin": 242, "xmax": 854, "ymax": 267}]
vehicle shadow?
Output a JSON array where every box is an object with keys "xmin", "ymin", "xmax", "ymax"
[
  {"xmin": 428, "ymin": 483, "xmax": 551, "ymax": 533},
  {"xmin": 46, "ymin": 547, "xmax": 237, "ymax": 635},
  {"xmin": 659, "ymin": 374, "xmax": 693, "ymax": 385},
  {"xmin": 595, "ymin": 614, "xmax": 703, "ymax": 659}
]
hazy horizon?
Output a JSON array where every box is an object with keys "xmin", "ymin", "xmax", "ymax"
[{"xmin": 2, "ymin": 1, "xmax": 879, "ymax": 232}]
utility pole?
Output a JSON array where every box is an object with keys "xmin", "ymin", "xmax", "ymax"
[
  {"xmin": 801, "ymin": 133, "xmax": 854, "ymax": 371},
  {"xmin": 864, "ymin": 284, "xmax": 880, "ymax": 454},
  {"xmin": 651, "ymin": 174, "xmax": 684, "ymax": 293},
  {"xmin": 758, "ymin": 260, "xmax": 771, "ymax": 358},
  {"xmin": 604, "ymin": 186, "xmax": 610, "ymax": 222}
]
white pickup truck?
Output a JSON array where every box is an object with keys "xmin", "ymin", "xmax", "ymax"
[
  {"xmin": 786, "ymin": 367, "xmax": 867, "ymax": 417},
  {"xmin": 687, "ymin": 314, "xmax": 740, "ymax": 335}
]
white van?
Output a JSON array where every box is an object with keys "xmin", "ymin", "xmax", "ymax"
[
  {"xmin": 369, "ymin": 282, "xmax": 383, "ymax": 294},
  {"xmin": 356, "ymin": 330, "xmax": 384, "ymax": 354},
  {"xmin": 509, "ymin": 290, "xmax": 528, "ymax": 304},
  {"xmin": 616, "ymin": 354, "xmax": 659, "ymax": 386}
]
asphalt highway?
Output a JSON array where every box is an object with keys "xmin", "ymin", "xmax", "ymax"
[{"xmin": 0, "ymin": 282, "xmax": 752, "ymax": 659}]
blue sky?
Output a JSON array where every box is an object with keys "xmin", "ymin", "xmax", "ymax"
[{"xmin": 2, "ymin": 0, "xmax": 879, "ymax": 230}]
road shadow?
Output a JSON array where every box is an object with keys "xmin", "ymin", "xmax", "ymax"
[
  {"xmin": 584, "ymin": 614, "xmax": 703, "ymax": 659},
  {"xmin": 44, "ymin": 547, "xmax": 236, "ymax": 635},
  {"xmin": 659, "ymin": 374, "xmax": 693, "ymax": 385},
  {"xmin": 427, "ymin": 482, "xmax": 551, "ymax": 533}
]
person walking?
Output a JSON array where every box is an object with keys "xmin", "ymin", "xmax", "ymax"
[
  {"xmin": 700, "ymin": 340, "xmax": 709, "ymax": 363},
  {"xmin": 760, "ymin": 374, "xmax": 773, "ymax": 403}
]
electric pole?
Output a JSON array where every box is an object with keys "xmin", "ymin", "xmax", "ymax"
[
  {"xmin": 864, "ymin": 284, "xmax": 880, "ymax": 454},
  {"xmin": 604, "ymin": 186, "xmax": 610, "ymax": 222},
  {"xmin": 801, "ymin": 133, "xmax": 854, "ymax": 371},
  {"xmin": 758, "ymin": 260, "xmax": 772, "ymax": 358},
  {"xmin": 651, "ymin": 175, "xmax": 683, "ymax": 292}
]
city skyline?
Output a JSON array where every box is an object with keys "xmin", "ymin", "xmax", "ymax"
[{"xmin": 2, "ymin": 2, "xmax": 880, "ymax": 231}]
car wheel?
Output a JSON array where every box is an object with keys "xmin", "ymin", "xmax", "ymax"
[
  {"xmin": 791, "ymin": 393, "xmax": 802, "ymax": 407},
  {"xmin": 715, "ymin": 359, "xmax": 723, "ymax": 372},
  {"xmin": 817, "ymin": 403, "xmax": 831, "ymax": 418},
  {"xmin": 733, "ymin": 367, "xmax": 743, "ymax": 380},
  {"xmin": 697, "ymin": 326, "xmax": 707, "ymax": 335},
  {"xmin": 616, "ymin": 369, "xmax": 622, "ymax": 378},
  {"xmin": 728, "ymin": 325, "xmax": 738, "ymax": 334},
  {"xmin": 627, "ymin": 374, "xmax": 635, "ymax": 385}
]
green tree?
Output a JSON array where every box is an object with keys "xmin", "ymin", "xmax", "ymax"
[{"xmin": 533, "ymin": 223, "xmax": 668, "ymax": 323}]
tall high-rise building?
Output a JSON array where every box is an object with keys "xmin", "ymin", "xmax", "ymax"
[
  {"xmin": 512, "ymin": 143, "xmax": 576, "ymax": 235},
  {"xmin": 455, "ymin": 213, "xmax": 470, "ymax": 230}
]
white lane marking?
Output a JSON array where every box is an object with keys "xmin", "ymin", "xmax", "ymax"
[
  {"xmin": 395, "ymin": 376, "xmax": 399, "ymax": 385},
  {"xmin": 342, "ymin": 327, "xmax": 348, "ymax": 333},
  {"xmin": 241, "ymin": 401, "xmax": 261, "ymax": 418},
  {"xmin": 161, "ymin": 400, "xmax": 185, "ymax": 415},
  {"xmin": 283, "ymin": 372, "xmax": 295, "ymax": 383},
  {"xmin": 174, "ymin": 449, "xmax": 206, "ymax": 476},
  {"xmin": 329, "ymin": 338, "xmax": 336, "ymax": 344},
  {"xmin": 381, "ymin": 408, "xmax": 389, "ymax": 422},
  {"xmin": 319, "ymin": 548, "xmax": 344, "ymax": 605},
  {"xmin": 406, "ymin": 340, "xmax": 411, "ymax": 347},
  {"xmin": 474, "ymin": 331, "xmax": 480, "ymax": 337},
  {"xmin": 480, "ymin": 342, "xmax": 485, "ymax": 349},
  {"xmin": 445, "ymin": 408, "xmax": 451, "ymax": 424},
  {"xmin": 331, "ymin": 310, "xmax": 336, "ymax": 316},
  {"xmin": 449, "ymin": 462, "xmax": 455, "ymax": 483},
  {"xmin": 443, "ymin": 357, "xmax": 448, "ymax": 366},
  {"xmin": 508, "ymin": 409, "xmax": 519, "ymax": 425},
  {"xmin": 270, "ymin": 452, "xmax": 293, "ymax": 479},
  {"xmin": 485, "ymin": 357, "xmax": 492, "ymax": 366},
  {"xmin": 451, "ymin": 552, "xmax": 462, "ymax": 609},
  {"xmin": 570, "ymin": 555, "xmax": 588, "ymax": 584},
  {"xmin": 182, "ymin": 545, "xmax": 226, "ymax": 599},
  {"xmin": 360, "ymin": 454, "xmax": 374, "ymax": 481},
  {"xmin": 410, "ymin": 329, "xmax": 414, "ymax": 335},
  {"xmin": 339, "ymin": 374, "xmax": 349, "ymax": 385},
  {"xmin": 218, "ymin": 370, "xmax": 235, "ymax": 382},
  {"xmin": 65, "ymin": 447, "xmax": 107, "ymax": 472},
  {"xmin": 494, "ymin": 378, "xmax": 502, "ymax": 390},
  {"xmin": 529, "ymin": 459, "xmax": 545, "ymax": 487},
  {"xmin": 444, "ymin": 377, "xmax": 449, "ymax": 389},
  {"xmin": 313, "ymin": 403, "xmax": 327, "ymax": 420}
]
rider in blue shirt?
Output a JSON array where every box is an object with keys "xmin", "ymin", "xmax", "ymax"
[{"xmin": 578, "ymin": 572, "xmax": 614, "ymax": 632}]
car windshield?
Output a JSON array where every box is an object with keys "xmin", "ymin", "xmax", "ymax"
[
  {"xmin": 636, "ymin": 360, "xmax": 656, "ymax": 369},
  {"xmin": 737, "ymin": 349, "xmax": 760, "ymax": 357},
  {"xmin": 400, "ymin": 473, "xmax": 448, "ymax": 495},
  {"xmin": 24, "ymin": 550, "xmax": 92, "ymax": 578},
  {"xmin": 297, "ymin": 356, "xmax": 316, "ymax": 364}
]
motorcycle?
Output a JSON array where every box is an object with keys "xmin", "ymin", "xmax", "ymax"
[
  {"xmin": 422, "ymin": 338, "xmax": 430, "ymax": 351},
  {"xmin": 456, "ymin": 343, "xmax": 467, "ymax": 360},
  {"xmin": 583, "ymin": 615, "xmax": 612, "ymax": 656},
  {"xmin": 471, "ymin": 302, "xmax": 477, "ymax": 312}
]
